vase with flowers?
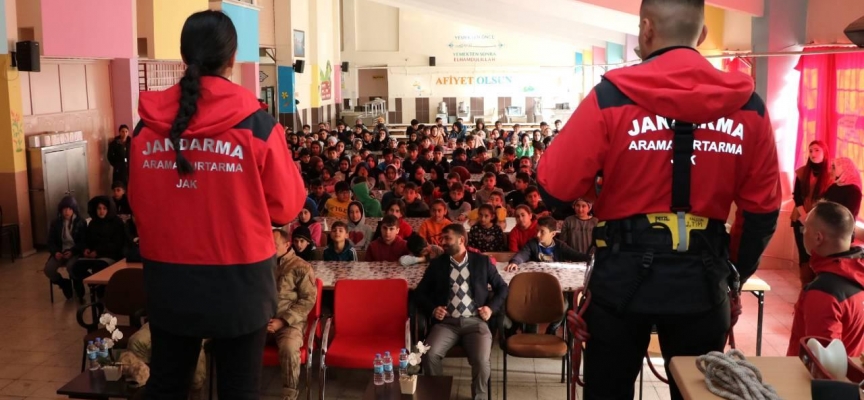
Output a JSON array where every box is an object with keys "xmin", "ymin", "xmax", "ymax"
[
  {"xmin": 97, "ymin": 313, "xmax": 125, "ymax": 381},
  {"xmin": 399, "ymin": 341, "xmax": 430, "ymax": 394}
]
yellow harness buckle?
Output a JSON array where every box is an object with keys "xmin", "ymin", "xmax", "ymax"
[{"xmin": 646, "ymin": 213, "xmax": 709, "ymax": 252}]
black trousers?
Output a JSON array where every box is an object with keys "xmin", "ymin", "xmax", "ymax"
[
  {"xmin": 143, "ymin": 324, "xmax": 268, "ymax": 400},
  {"xmin": 582, "ymin": 297, "xmax": 730, "ymax": 400}
]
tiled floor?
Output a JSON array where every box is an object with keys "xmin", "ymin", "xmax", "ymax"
[{"xmin": 0, "ymin": 254, "xmax": 796, "ymax": 400}]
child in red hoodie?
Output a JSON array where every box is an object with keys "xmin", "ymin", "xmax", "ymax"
[
  {"xmin": 366, "ymin": 215, "xmax": 410, "ymax": 262},
  {"xmin": 508, "ymin": 205, "xmax": 538, "ymax": 252},
  {"xmin": 787, "ymin": 201, "xmax": 864, "ymax": 357}
]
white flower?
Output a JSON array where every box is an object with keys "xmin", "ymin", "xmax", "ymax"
[
  {"xmin": 106, "ymin": 322, "xmax": 117, "ymax": 333},
  {"xmin": 99, "ymin": 314, "xmax": 113, "ymax": 326},
  {"xmin": 103, "ymin": 339, "xmax": 115, "ymax": 349},
  {"xmin": 110, "ymin": 316, "xmax": 118, "ymax": 328},
  {"xmin": 407, "ymin": 353, "xmax": 421, "ymax": 366},
  {"xmin": 415, "ymin": 341, "xmax": 431, "ymax": 355},
  {"xmin": 111, "ymin": 329, "xmax": 124, "ymax": 341}
]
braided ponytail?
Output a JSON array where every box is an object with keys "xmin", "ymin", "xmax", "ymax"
[
  {"xmin": 169, "ymin": 64, "xmax": 200, "ymax": 175},
  {"xmin": 170, "ymin": 10, "xmax": 238, "ymax": 177}
]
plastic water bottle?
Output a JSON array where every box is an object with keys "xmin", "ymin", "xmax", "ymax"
[
  {"xmin": 86, "ymin": 341, "xmax": 100, "ymax": 370},
  {"xmin": 382, "ymin": 351, "xmax": 394, "ymax": 383},
  {"xmin": 398, "ymin": 348, "xmax": 409, "ymax": 376},
  {"xmin": 97, "ymin": 338, "xmax": 109, "ymax": 360},
  {"xmin": 373, "ymin": 354, "xmax": 384, "ymax": 385}
]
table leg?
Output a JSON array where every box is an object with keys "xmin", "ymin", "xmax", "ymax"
[
  {"xmin": 89, "ymin": 285, "xmax": 99, "ymax": 322},
  {"xmin": 751, "ymin": 291, "xmax": 764, "ymax": 356}
]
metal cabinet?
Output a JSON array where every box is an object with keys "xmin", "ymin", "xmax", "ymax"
[{"xmin": 27, "ymin": 142, "xmax": 90, "ymax": 247}]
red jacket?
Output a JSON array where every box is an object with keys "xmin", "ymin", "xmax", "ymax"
[
  {"xmin": 787, "ymin": 247, "xmax": 864, "ymax": 357},
  {"xmin": 508, "ymin": 221, "xmax": 538, "ymax": 252},
  {"xmin": 366, "ymin": 237, "xmax": 409, "ymax": 262},
  {"xmin": 129, "ymin": 76, "xmax": 304, "ymax": 337},
  {"xmin": 538, "ymin": 47, "xmax": 780, "ymax": 281}
]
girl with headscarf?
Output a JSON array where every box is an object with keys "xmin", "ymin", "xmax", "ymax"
[
  {"xmin": 823, "ymin": 157, "xmax": 862, "ymax": 217},
  {"xmin": 285, "ymin": 202, "xmax": 323, "ymax": 247},
  {"xmin": 791, "ymin": 140, "xmax": 833, "ymax": 286}
]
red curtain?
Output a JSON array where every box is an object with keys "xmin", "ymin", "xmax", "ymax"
[{"xmin": 796, "ymin": 49, "xmax": 864, "ymax": 220}]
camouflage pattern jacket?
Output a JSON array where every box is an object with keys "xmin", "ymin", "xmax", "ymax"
[{"xmin": 276, "ymin": 249, "xmax": 317, "ymax": 327}]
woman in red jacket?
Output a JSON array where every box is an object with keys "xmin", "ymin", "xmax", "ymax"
[{"xmin": 128, "ymin": 11, "xmax": 304, "ymax": 399}]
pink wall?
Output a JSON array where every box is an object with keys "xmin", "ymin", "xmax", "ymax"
[
  {"xmin": 41, "ymin": 0, "xmax": 135, "ymax": 58},
  {"xmin": 807, "ymin": 0, "xmax": 864, "ymax": 44},
  {"xmin": 240, "ymin": 62, "xmax": 260, "ymax": 96}
]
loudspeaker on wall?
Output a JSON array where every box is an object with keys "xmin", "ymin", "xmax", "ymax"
[
  {"xmin": 341, "ymin": 61, "xmax": 349, "ymax": 72},
  {"xmin": 294, "ymin": 59, "xmax": 305, "ymax": 73},
  {"xmin": 429, "ymin": 56, "xmax": 436, "ymax": 67},
  {"xmin": 16, "ymin": 41, "xmax": 40, "ymax": 72},
  {"xmin": 845, "ymin": 16, "xmax": 864, "ymax": 47}
]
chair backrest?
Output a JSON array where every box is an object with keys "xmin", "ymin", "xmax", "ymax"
[
  {"xmin": 506, "ymin": 272, "xmax": 564, "ymax": 325},
  {"xmin": 308, "ymin": 278, "xmax": 324, "ymax": 337},
  {"xmin": 334, "ymin": 279, "xmax": 407, "ymax": 338},
  {"xmin": 104, "ymin": 267, "xmax": 147, "ymax": 318}
]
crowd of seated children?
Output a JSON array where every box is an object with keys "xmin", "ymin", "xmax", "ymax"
[
  {"xmin": 381, "ymin": 178, "xmax": 406, "ymax": 212},
  {"xmin": 324, "ymin": 181, "xmax": 352, "ymax": 218},
  {"xmin": 290, "ymin": 226, "xmax": 316, "ymax": 261},
  {"xmin": 468, "ymin": 205, "xmax": 507, "ymax": 252},
  {"xmin": 419, "ymin": 200, "xmax": 452, "ymax": 247},
  {"xmin": 351, "ymin": 178, "xmax": 383, "ymax": 218},
  {"xmin": 270, "ymin": 228, "xmax": 317, "ymax": 400},
  {"xmin": 559, "ymin": 198, "xmax": 598, "ymax": 254},
  {"xmin": 404, "ymin": 182, "xmax": 431, "ymax": 218},
  {"xmin": 285, "ymin": 202, "xmax": 323, "ymax": 248},
  {"xmin": 524, "ymin": 186, "xmax": 550, "ymax": 217},
  {"xmin": 374, "ymin": 200, "xmax": 413, "ymax": 240},
  {"xmin": 445, "ymin": 182, "xmax": 472, "ymax": 222},
  {"xmin": 45, "ymin": 196, "xmax": 87, "ymax": 300},
  {"xmin": 308, "ymin": 179, "xmax": 330, "ymax": 216},
  {"xmin": 366, "ymin": 215, "xmax": 410, "ymax": 262},
  {"xmin": 112, "ymin": 181, "xmax": 132, "ymax": 218},
  {"xmin": 505, "ymin": 172, "xmax": 531, "ymax": 210},
  {"xmin": 323, "ymin": 221, "xmax": 358, "ymax": 261},
  {"xmin": 70, "ymin": 196, "xmax": 126, "ymax": 302},
  {"xmin": 509, "ymin": 205, "xmax": 539, "ymax": 252},
  {"xmin": 346, "ymin": 201, "xmax": 374, "ymax": 250}
]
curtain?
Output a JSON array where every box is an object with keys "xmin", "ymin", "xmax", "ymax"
[{"xmin": 796, "ymin": 49, "xmax": 864, "ymax": 220}]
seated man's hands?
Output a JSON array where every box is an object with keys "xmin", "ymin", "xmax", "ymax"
[
  {"xmin": 505, "ymin": 263, "xmax": 519, "ymax": 272},
  {"xmin": 477, "ymin": 306, "xmax": 492, "ymax": 321},
  {"xmin": 267, "ymin": 318, "xmax": 285, "ymax": 333},
  {"xmin": 433, "ymin": 306, "xmax": 447, "ymax": 321}
]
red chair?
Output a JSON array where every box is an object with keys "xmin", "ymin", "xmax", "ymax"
[
  {"xmin": 262, "ymin": 278, "xmax": 323, "ymax": 400},
  {"xmin": 319, "ymin": 279, "xmax": 410, "ymax": 399}
]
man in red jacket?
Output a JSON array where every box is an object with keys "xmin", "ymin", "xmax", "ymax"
[
  {"xmin": 787, "ymin": 201, "xmax": 864, "ymax": 357},
  {"xmin": 542, "ymin": 1, "xmax": 781, "ymax": 399}
]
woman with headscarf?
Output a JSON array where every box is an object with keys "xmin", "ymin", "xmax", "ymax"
[
  {"xmin": 823, "ymin": 157, "xmax": 862, "ymax": 217},
  {"xmin": 791, "ymin": 140, "xmax": 834, "ymax": 286}
]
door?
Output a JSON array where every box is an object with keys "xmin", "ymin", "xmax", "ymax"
[
  {"xmin": 261, "ymin": 86, "xmax": 275, "ymax": 116},
  {"xmin": 358, "ymin": 68, "xmax": 388, "ymax": 105},
  {"xmin": 65, "ymin": 145, "xmax": 90, "ymax": 220}
]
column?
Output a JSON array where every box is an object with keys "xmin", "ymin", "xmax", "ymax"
[
  {"xmin": 274, "ymin": 0, "xmax": 297, "ymax": 128},
  {"xmin": 751, "ymin": 0, "xmax": 808, "ymax": 263},
  {"xmin": 111, "ymin": 58, "xmax": 140, "ymax": 127}
]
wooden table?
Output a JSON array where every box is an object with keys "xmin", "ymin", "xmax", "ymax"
[
  {"xmin": 670, "ymin": 356, "xmax": 811, "ymax": 400},
  {"xmin": 56, "ymin": 369, "xmax": 139, "ymax": 399},
  {"xmin": 85, "ymin": 259, "xmax": 771, "ymax": 354},
  {"xmin": 363, "ymin": 376, "xmax": 453, "ymax": 400}
]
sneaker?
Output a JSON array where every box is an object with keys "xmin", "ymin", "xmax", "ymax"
[{"xmin": 59, "ymin": 279, "xmax": 73, "ymax": 300}]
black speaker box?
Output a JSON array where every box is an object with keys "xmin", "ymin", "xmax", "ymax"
[
  {"xmin": 429, "ymin": 56, "xmax": 436, "ymax": 67},
  {"xmin": 16, "ymin": 41, "xmax": 40, "ymax": 72},
  {"xmin": 341, "ymin": 61, "xmax": 349, "ymax": 71},
  {"xmin": 294, "ymin": 59, "xmax": 305, "ymax": 73},
  {"xmin": 845, "ymin": 16, "xmax": 864, "ymax": 47}
]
